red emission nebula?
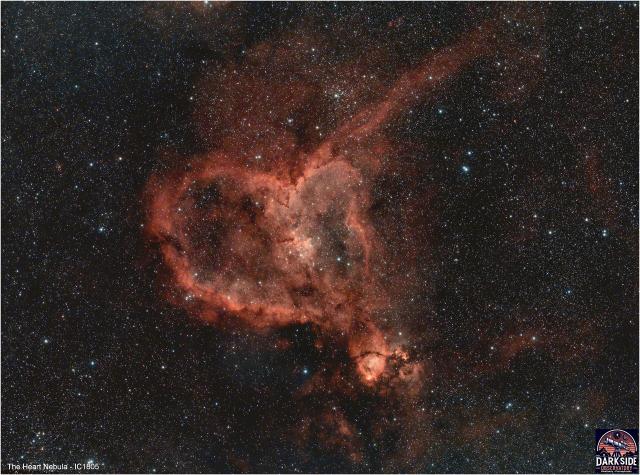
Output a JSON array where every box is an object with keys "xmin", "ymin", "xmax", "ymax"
[{"xmin": 144, "ymin": 23, "xmax": 513, "ymax": 462}]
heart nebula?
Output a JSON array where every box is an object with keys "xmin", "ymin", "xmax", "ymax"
[{"xmin": 145, "ymin": 24, "xmax": 492, "ymax": 405}]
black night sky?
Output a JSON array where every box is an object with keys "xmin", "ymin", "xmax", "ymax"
[{"xmin": 1, "ymin": 2, "xmax": 638, "ymax": 473}]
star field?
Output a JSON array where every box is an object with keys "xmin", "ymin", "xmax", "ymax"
[{"xmin": 1, "ymin": 2, "xmax": 638, "ymax": 473}]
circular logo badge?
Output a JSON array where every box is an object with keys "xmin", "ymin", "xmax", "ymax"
[{"xmin": 598, "ymin": 430, "xmax": 638, "ymax": 457}]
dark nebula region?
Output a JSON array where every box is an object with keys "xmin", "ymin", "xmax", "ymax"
[{"xmin": 2, "ymin": 2, "xmax": 638, "ymax": 473}]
